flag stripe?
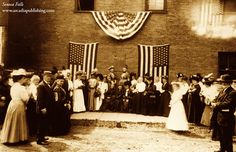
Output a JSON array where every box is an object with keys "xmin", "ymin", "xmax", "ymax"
[
  {"xmin": 138, "ymin": 45, "xmax": 141, "ymax": 77},
  {"xmin": 91, "ymin": 44, "xmax": 96, "ymax": 73},
  {"xmin": 86, "ymin": 44, "xmax": 92, "ymax": 79},
  {"xmin": 149, "ymin": 46, "xmax": 153, "ymax": 77},
  {"xmin": 83, "ymin": 46, "xmax": 87, "ymax": 73},
  {"xmin": 154, "ymin": 67, "xmax": 157, "ymax": 79},
  {"xmin": 144, "ymin": 47, "xmax": 148, "ymax": 75}
]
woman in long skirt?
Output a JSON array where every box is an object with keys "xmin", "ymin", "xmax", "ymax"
[
  {"xmin": 187, "ymin": 75, "xmax": 204, "ymax": 124},
  {"xmin": 166, "ymin": 82, "xmax": 188, "ymax": 131},
  {"xmin": 159, "ymin": 76, "xmax": 171, "ymax": 117},
  {"xmin": 52, "ymin": 75, "xmax": 71, "ymax": 135},
  {"xmin": 1, "ymin": 69, "xmax": 30, "ymax": 144},
  {"xmin": 88, "ymin": 73, "xmax": 98, "ymax": 111},
  {"xmin": 95, "ymin": 74, "xmax": 108, "ymax": 111},
  {"xmin": 73, "ymin": 71, "xmax": 86, "ymax": 112}
]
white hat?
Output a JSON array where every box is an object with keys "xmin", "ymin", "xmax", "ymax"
[{"xmin": 11, "ymin": 68, "xmax": 27, "ymax": 76}]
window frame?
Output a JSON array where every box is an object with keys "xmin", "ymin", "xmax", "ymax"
[
  {"xmin": 218, "ymin": 52, "xmax": 236, "ymax": 77},
  {"xmin": 74, "ymin": 0, "xmax": 95, "ymax": 13},
  {"xmin": 145, "ymin": 0, "xmax": 167, "ymax": 14}
]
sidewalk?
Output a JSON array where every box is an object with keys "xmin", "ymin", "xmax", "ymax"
[
  {"xmin": 70, "ymin": 112, "xmax": 211, "ymax": 136},
  {"xmin": 71, "ymin": 112, "xmax": 167, "ymax": 123}
]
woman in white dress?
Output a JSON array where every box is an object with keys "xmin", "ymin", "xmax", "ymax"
[
  {"xmin": 1, "ymin": 69, "xmax": 30, "ymax": 144},
  {"xmin": 95, "ymin": 74, "xmax": 108, "ymax": 111},
  {"xmin": 73, "ymin": 71, "xmax": 86, "ymax": 112},
  {"xmin": 166, "ymin": 82, "xmax": 188, "ymax": 131}
]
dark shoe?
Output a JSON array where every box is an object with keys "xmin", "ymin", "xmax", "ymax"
[{"xmin": 37, "ymin": 141, "xmax": 49, "ymax": 145}]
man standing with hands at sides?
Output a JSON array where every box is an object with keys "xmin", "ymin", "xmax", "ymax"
[
  {"xmin": 36, "ymin": 71, "xmax": 55, "ymax": 145},
  {"xmin": 211, "ymin": 74, "xmax": 236, "ymax": 152}
]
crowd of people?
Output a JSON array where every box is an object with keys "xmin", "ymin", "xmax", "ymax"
[{"xmin": 0, "ymin": 64, "xmax": 236, "ymax": 151}]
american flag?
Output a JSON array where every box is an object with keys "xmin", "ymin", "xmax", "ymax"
[
  {"xmin": 68, "ymin": 42, "xmax": 98, "ymax": 80},
  {"xmin": 199, "ymin": 0, "xmax": 223, "ymax": 27},
  {"xmin": 138, "ymin": 44, "xmax": 169, "ymax": 78}
]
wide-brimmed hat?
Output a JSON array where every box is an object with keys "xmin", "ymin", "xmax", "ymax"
[
  {"xmin": 11, "ymin": 68, "xmax": 27, "ymax": 76},
  {"xmin": 215, "ymin": 74, "xmax": 232, "ymax": 83},
  {"xmin": 108, "ymin": 65, "xmax": 114, "ymax": 70},
  {"xmin": 202, "ymin": 73, "xmax": 215, "ymax": 83}
]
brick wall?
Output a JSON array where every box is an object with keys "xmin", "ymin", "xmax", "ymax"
[{"xmin": 5, "ymin": 0, "xmax": 236, "ymax": 81}]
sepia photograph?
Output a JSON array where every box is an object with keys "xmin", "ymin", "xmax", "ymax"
[{"xmin": 0, "ymin": 0, "xmax": 236, "ymax": 151}]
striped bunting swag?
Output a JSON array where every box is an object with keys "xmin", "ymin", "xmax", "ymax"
[
  {"xmin": 138, "ymin": 44, "xmax": 170, "ymax": 79},
  {"xmin": 92, "ymin": 11, "xmax": 150, "ymax": 40},
  {"xmin": 68, "ymin": 42, "xmax": 98, "ymax": 80}
]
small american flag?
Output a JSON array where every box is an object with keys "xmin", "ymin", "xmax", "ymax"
[
  {"xmin": 138, "ymin": 44, "xmax": 169, "ymax": 78},
  {"xmin": 68, "ymin": 42, "xmax": 98, "ymax": 80}
]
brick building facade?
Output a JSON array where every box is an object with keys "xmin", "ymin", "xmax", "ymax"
[{"xmin": 1, "ymin": 0, "xmax": 236, "ymax": 81}]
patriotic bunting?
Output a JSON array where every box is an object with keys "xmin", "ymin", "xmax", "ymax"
[{"xmin": 92, "ymin": 11, "xmax": 150, "ymax": 40}]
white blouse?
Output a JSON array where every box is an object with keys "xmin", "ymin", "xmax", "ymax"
[
  {"xmin": 10, "ymin": 82, "xmax": 30, "ymax": 104},
  {"xmin": 136, "ymin": 82, "xmax": 146, "ymax": 92}
]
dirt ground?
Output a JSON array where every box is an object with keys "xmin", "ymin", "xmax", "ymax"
[{"xmin": 0, "ymin": 125, "xmax": 233, "ymax": 152}]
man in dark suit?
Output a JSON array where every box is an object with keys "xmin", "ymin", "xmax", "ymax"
[
  {"xmin": 211, "ymin": 74, "xmax": 236, "ymax": 152},
  {"xmin": 36, "ymin": 71, "xmax": 55, "ymax": 145}
]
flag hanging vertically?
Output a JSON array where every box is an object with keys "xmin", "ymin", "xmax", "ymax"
[
  {"xmin": 68, "ymin": 42, "xmax": 98, "ymax": 80},
  {"xmin": 138, "ymin": 44, "xmax": 169, "ymax": 78}
]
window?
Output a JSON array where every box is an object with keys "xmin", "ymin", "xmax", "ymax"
[
  {"xmin": 75, "ymin": 0, "xmax": 94, "ymax": 12},
  {"xmin": 145, "ymin": 0, "xmax": 167, "ymax": 13},
  {"xmin": 224, "ymin": 0, "xmax": 236, "ymax": 13},
  {"xmin": 218, "ymin": 52, "xmax": 236, "ymax": 78}
]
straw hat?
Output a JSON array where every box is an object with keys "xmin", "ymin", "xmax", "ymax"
[{"xmin": 11, "ymin": 68, "xmax": 27, "ymax": 76}]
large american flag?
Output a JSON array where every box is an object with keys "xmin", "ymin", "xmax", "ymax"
[
  {"xmin": 68, "ymin": 42, "xmax": 98, "ymax": 80},
  {"xmin": 138, "ymin": 44, "xmax": 169, "ymax": 78}
]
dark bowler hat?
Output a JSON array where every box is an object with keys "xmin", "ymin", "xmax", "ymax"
[{"xmin": 215, "ymin": 74, "xmax": 232, "ymax": 83}]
